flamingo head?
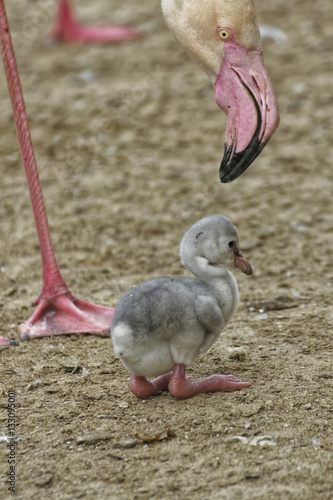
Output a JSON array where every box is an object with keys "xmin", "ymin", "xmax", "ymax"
[{"xmin": 161, "ymin": 0, "xmax": 279, "ymax": 182}]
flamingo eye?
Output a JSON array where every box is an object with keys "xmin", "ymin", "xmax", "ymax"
[{"xmin": 218, "ymin": 29, "xmax": 231, "ymax": 41}]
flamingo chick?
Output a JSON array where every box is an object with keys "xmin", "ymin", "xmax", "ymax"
[
  {"xmin": 111, "ymin": 215, "xmax": 252, "ymax": 399},
  {"xmin": 162, "ymin": 0, "xmax": 279, "ymax": 182}
]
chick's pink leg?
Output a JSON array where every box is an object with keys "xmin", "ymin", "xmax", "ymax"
[
  {"xmin": 51, "ymin": 0, "xmax": 143, "ymax": 43},
  {"xmin": 168, "ymin": 364, "xmax": 250, "ymax": 399},
  {"xmin": 129, "ymin": 373, "xmax": 172, "ymax": 399}
]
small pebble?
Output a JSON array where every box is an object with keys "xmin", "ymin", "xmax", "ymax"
[
  {"xmin": 118, "ymin": 401, "xmax": 129, "ymax": 408},
  {"xmin": 254, "ymin": 313, "xmax": 268, "ymax": 321},
  {"xmin": 77, "ymin": 70, "xmax": 97, "ymax": 83}
]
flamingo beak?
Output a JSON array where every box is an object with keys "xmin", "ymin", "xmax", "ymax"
[
  {"xmin": 233, "ymin": 249, "xmax": 253, "ymax": 276},
  {"xmin": 214, "ymin": 44, "xmax": 279, "ymax": 183}
]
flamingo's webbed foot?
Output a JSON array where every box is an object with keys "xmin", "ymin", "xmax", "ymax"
[
  {"xmin": 129, "ymin": 364, "xmax": 250, "ymax": 399},
  {"xmin": 0, "ymin": 337, "xmax": 18, "ymax": 348},
  {"xmin": 51, "ymin": 21, "xmax": 143, "ymax": 44},
  {"xmin": 19, "ymin": 293, "xmax": 114, "ymax": 340},
  {"xmin": 168, "ymin": 366, "xmax": 251, "ymax": 399},
  {"xmin": 129, "ymin": 372, "xmax": 172, "ymax": 399}
]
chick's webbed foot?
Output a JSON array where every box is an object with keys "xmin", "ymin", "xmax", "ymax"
[
  {"xmin": 168, "ymin": 364, "xmax": 250, "ymax": 399},
  {"xmin": 129, "ymin": 364, "xmax": 250, "ymax": 399},
  {"xmin": 129, "ymin": 372, "xmax": 172, "ymax": 399}
]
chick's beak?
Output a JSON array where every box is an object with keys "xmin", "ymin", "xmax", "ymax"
[{"xmin": 233, "ymin": 249, "xmax": 253, "ymax": 276}]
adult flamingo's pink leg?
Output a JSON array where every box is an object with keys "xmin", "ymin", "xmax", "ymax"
[
  {"xmin": 51, "ymin": 0, "xmax": 142, "ymax": 43},
  {"xmin": 0, "ymin": 0, "xmax": 114, "ymax": 341}
]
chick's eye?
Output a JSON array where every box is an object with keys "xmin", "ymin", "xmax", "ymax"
[
  {"xmin": 218, "ymin": 29, "xmax": 231, "ymax": 41},
  {"xmin": 228, "ymin": 241, "xmax": 236, "ymax": 249}
]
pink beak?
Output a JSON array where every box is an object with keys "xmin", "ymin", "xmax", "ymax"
[{"xmin": 214, "ymin": 39, "xmax": 279, "ymax": 183}]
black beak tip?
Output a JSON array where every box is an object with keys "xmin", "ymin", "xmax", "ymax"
[
  {"xmin": 219, "ymin": 162, "xmax": 243, "ymax": 183},
  {"xmin": 219, "ymin": 151, "xmax": 251, "ymax": 184},
  {"xmin": 219, "ymin": 139, "xmax": 267, "ymax": 183}
]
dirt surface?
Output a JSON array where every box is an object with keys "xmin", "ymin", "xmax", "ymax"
[{"xmin": 0, "ymin": 0, "xmax": 332, "ymax": 498}]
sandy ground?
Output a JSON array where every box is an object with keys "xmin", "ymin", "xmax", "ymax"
[{"xmin": 0, "ymin": 0, "xmax": 332, "ymax": 498}]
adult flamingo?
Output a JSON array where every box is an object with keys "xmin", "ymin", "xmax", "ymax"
[
  {"xmin": 0, "ymin": 0, "xmax": 278, "ymax": 345},
  {"xmin": 52, "ymin": 0, "xmax": 280, "ymax": 182}
]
